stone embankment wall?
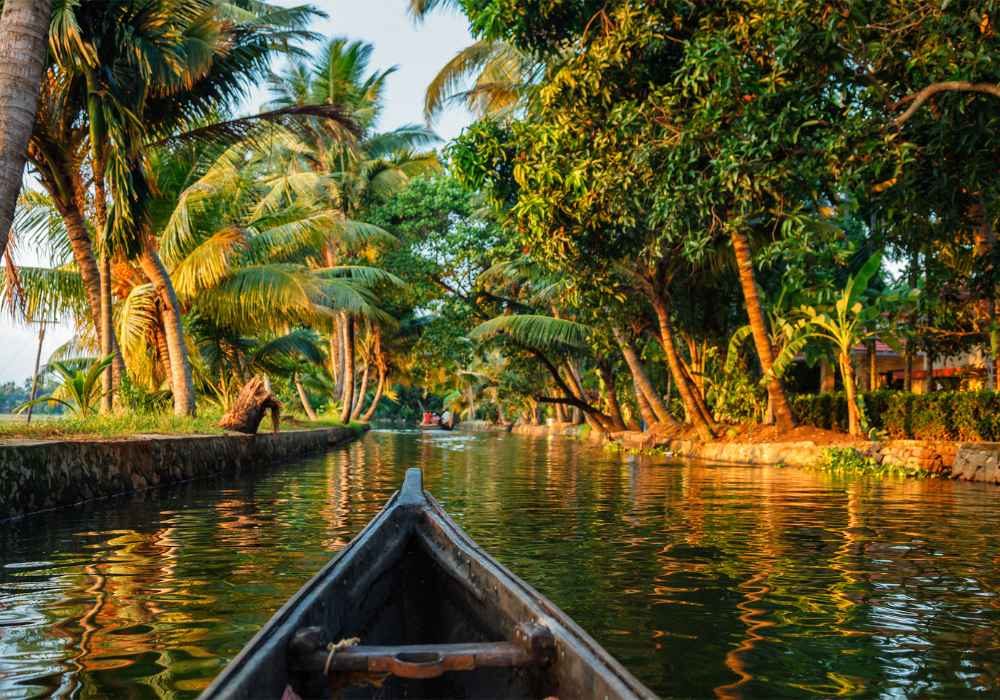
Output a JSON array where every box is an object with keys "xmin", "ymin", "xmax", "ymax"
[
  {"xmin": 0, "ymin": 426, "xmax": 366, "ymax": 521},
  {"xmin": 613, "ymin": 431, "xmax": 1000, "ymax": 484},
  {"xmin": 457, "ymin": 420, "xmax": 513, "ymax": 433}
]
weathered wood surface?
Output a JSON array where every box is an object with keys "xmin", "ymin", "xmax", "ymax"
[
  {"xmin": 200, "ymin": 468, "xmax": 656, "ymax": 700},
  {"xmin": 219, "ymin": 377, "xmax": 281, "ymax": 434}
]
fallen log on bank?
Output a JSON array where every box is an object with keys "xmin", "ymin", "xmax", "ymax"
[{"xmin": 219, "ymin": 377, "xmax": 281, "ymax": 434}]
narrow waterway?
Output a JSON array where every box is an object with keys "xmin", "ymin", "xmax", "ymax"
[{"xmin": 1, "ymin": 429, "xmax": 999, "ymax": 698}]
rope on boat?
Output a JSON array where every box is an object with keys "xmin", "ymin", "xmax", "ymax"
[{"xmin": 323, "ymin": 637, "xmax": 360, "ymax": 675}]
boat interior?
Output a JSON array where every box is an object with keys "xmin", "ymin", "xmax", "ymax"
[{"xmin": 282, "ymin": 472, "xmax": 557, "ymax": 699}]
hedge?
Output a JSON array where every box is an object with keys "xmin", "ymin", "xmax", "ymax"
[{"xmin": 790, "ymin": 390, "xmax": 1000, "ymax": 441}]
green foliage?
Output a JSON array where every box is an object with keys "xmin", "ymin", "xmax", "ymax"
[
  {"xmin": 0, "ymin": 410, "xmax": 226, "ymax": 440},
  {"xmin": 814, "ymin": 447, "xmax": 928, "ymax": 480},
  {"xmin": 118, "ymin": 375, "xmax": 172, "ymax": 414},
  {"xmin": 470, "ymin": 314, "xmax": 589, "ymax": 349},
  {"xmin": 17, "ymin": 356, "xmax": 115, "ymax": 418},
  {"xmin": 794, "ymin": 391, "xmax": 1000, "ymax": 442}
]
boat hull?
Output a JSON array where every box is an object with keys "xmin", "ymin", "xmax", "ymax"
[{"xmin": 201, "ymin": 469, "xmax": 655, "ymax": 699}]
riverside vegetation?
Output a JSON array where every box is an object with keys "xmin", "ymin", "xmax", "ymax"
[{"xmin": 0, "ymin": 1, "xmax": 996, "ymax": 459}]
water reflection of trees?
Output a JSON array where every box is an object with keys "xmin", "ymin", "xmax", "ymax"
[{"xmin": 3, "ymin": 434, "xmax": 1000, "ymax": 698}]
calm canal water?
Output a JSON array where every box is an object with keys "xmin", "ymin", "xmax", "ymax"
[{"xmin": 1, "ymin": 429, "xmax": 999, "ymax": 698}]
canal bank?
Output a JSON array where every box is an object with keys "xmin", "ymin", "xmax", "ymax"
[
  {"xmin": 510, "ymin": 422, "xmax": 1000, "ymax": 484},
  {"xmin": 3, "ymin": 428, "xmax": 999, "ymax": 699},
  {"xmin": 0, "ymin": 425, "xmax": 367, "ymax": 521}
]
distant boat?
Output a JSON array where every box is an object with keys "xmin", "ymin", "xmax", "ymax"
[
  {"xmin": 200, "ymin": 469, "xmax": 654, "ymax": 700},
  {"xmin": 418, "ymin": 411, "xmax": 453, "ymax": 431}
]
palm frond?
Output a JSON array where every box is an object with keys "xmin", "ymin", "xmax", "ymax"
[
  {"xmin": 171, "ymin": 226, "xmax": 249, "ymax": 298},
  {"xmin": 470, "ymin": 314, "xmax": 590, "ymax": 349}
]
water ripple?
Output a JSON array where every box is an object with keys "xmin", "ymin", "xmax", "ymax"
[{"xmin": 0, "ymin": 431, "xmax": 999, "ymax": 698}]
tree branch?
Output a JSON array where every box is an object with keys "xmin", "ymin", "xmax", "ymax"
[{"xmin": 893, "ymin": 82, "xmax": 1000, "ymax": 126}]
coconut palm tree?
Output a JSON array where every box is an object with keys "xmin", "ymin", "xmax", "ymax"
[
  {"xmin": 112, "ymin": 140, "xmax": 401, "ymax": 409},
  {"xmin": 34, "ymin": 0, "xmax": 328, "ymax": 415},
  {"xmin": 266, "ymin": 37, "xmax": 440, "ymax": 422},
  {"xmin": 0, "ymin": 0, "xmax": 52, "ymax": 260}
]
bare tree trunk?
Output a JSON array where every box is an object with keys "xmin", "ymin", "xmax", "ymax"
[
  {"xmin": 904, "ymin": 252, "xmax": 918, "ymax": 392},
  {"xmin": 819, "ymin": 358, "xmax": 835, "ymax": 393},
  {"xmin": 650, "ymin": 295, "xmax": 714, "ymax": 440},
  {"xmin": 554, "ymin": 402, "xmax": 566, "ymax": 423},
  {"xmin": 350, "ymin": 362, "xmax": 369, "ymax": 421},
  {"xmin": 730, "ymin": 229, "xmax": 795, "ymax": 431},
  {"xmin": 562, "ymin": 360, "xmax": 611, "ymax": 432},
  {"xmin": 99, "ymin": 255, "xmax": 114, "ymax": 413},
  {"xmin": 0, "ymin": 0, "xmax": 52, "ymax": 260},
  {"xmin": 295, "ymin": 374, "xmax": 318, "ymax": 421},
  {"xmin": 679, "ymin": 354, "xmax": 715, "ymax": 430},
  {"xmin": 59, "ymin": 205, "xmax": 103, "ymax": 333},
  {"xmin": 973, "ymin": 198, "xmax": 998, "ymax": 390},
  {"xmin": 153, "ymin": 317, "xmax": 171, "ymax": 388},
  {"xmin": 139, "ymin": 249, "xmax": 195, "ymax": 416},
  {"xmin": 840, "ymin": 352, "xmax": 861, "ymax": 436},
  {"xmin": 596, "ymin": 362, "xmax": 627, "ymax": 431},
  {"xmin": 611, "ymin": 325, "xmax": 676, "ymax": 426},
  {"xmin": 360, "ymin": 365, "xmax": 385, "ymax": 422},
  {"xmin": 330, "ymin": 316, "xmax": 343, "ymax": 398},
  {"xmin": 866, "ymin": 340, "xmax": 878, "ymax": 391},
  {"xmin": 633, "ymin": 384, "xmax": 656, "ymax": 429},
  {"xmin": 339, "ymin": 314, "xmax": 355, "ymax": 424}
]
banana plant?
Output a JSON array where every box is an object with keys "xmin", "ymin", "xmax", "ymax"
[{"xmin": 797, "ymin": 251, "xmax": 917, "ymax": 436}]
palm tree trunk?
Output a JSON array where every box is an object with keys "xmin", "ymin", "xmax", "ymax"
[
  {"xmin": 0, "ymin": 0, "xmax": 52, "ymax": 260},
  {"xmin": 611, "ymin": 325, "xmax": 676, "ymax": 426},
  {"xmin": 339, "ymin": 314, "xmax": 355, "ymax": 424},
  {"xmin": 295, "ymin": 374, "xmax": 318, "ymax": 421},
  {"xmin": 633, "ymin": 383, "xmax": 656, "ymax": 429},
  {"xmin": 650, "ymin": 295, "xmax": 714, "ymax": 440},
  {"xmin": 730, "ymin": 229, "xmax": 795, "ymax": 432},
  {"xmin": 330, "ymin": 316, "xmax": 343, "ymax": 398},
  {"xmin": 99, "ymin": 255, "xmax": 113, "ymax": 413},
  {"xmin": 153, "ymin": 318, "xmax": 171, "ymax": 387},
  {"xmin": 973, "ymin": 197, "xmax": 998, "ymax": 390},
  {"xmin": 680, "ymin": 357, "xmax": 715, "ymax": 429},
  {"xmin": 596, "ymin": 362, "xmax": 627, "ymax": 431},
  {"xmin": 360, "ymin": 365, "xmax": 385, "ymax": 422},
  {"xmin": 563, "ymin": 360, "xmax": 611, "ymax": 432},
  {"xmin": 350, "ymin": 362, "xmax": 370, "ymax": 421},
  {"xmin": 138, "ymin": 249, "xmax": 195, "ymax": 416}
]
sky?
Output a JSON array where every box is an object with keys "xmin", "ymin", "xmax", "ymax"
[{"xmin": 0, "ymin": 0, "xmax": 475, "ymax": 384}]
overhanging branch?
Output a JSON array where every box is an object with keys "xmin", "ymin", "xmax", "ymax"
[{"xmin": 893, "ymin": 81, "xmax": 1000, "ymax": 125}]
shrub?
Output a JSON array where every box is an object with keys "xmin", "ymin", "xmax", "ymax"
[
  {"xmin": 791, "ymin": 390, "xmax": 891, "ymax": 433},
  {"xmin": 794, "ymin": 390, "xmax": 1000, "ymax": 442},
  {"xmin": 814, "ymin": 447, "xmax": 928, "ymax": 478}
]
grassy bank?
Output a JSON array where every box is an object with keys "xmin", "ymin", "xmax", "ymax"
[{"xmin": 0, "ymin": 411, "xmax": 362, "ymax": 441}]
